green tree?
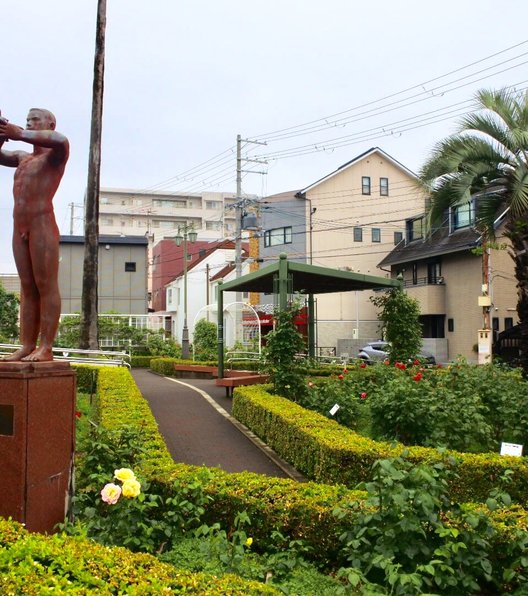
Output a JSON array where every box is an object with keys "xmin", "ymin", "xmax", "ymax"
[
  {"xmin": 192, "ymin": 318, "xmax": 217, "ymax": 361},
  {"xmin": 371, "ymin": 286, "xmax": 422, "ymax": 363},
  {"xmin": 419, "ymin": 88, "xmax": 528, "ymax": 373},
  {"xmin": 0, "ymin": 282, "xmax": 19, "ymax": 340},
  {"xmin": 262, "ymin": 305, "xmax": 307, "ymax": 402}
]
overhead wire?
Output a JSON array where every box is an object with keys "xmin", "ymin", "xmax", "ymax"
[
  {"xmin": 114, "ymin": 41, "xmax": 528, "ymax": 205},
  {"xmin": 248, "ymin": 40, "xmax": 528, "ymax": 141}
]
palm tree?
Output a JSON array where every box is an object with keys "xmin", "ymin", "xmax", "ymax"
[{"xmin": 419, "ymin": 88, "xmax": 528, "ymax": 372}]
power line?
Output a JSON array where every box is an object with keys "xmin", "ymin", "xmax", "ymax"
[{"xmin": 249, "ymin": 41, "xmax": 528, "ymax": 141}]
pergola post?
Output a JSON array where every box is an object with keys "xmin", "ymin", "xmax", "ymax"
[
  {"xmin": 278, "ymin": 253, "xmax": 289, "ymax": 312},
  {"xmin": 308, "ymin": 293, "xmax": 316, "ymax": 359},
  {"xmin": 217, "ymin": 281, "xmax": 224, "ymax": 378}
]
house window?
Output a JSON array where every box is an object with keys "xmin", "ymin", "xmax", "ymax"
[
  {"xmin": 371, "ymin": 228, "xmax": 381, "ymax": 243},
  {"xmin": 505, "ymin": 317, "xmax": 514, "ymax": 329},
  {"xmin": 427, "ymin": 260, "xmax": 441, "ymax": 284},
  {"xmin": 380, "ymin": 177, "xmax": 389, "ymax": 196},
  {"xmin": 492, "ymin": 317, "xmax": 499, "ymax": 332},
  {"xmin": 394, "ymin": 231, "xmax": 403, "ymax": 245},
  {"xmin": 448, "ymin": 318, "xmax": 454, "ymax": 332},
  {"xmin": 206, "ymin": 201, "xmax": 223, "ymax": 210},
  {"xmin": 206, "ymin": 221, "xmax": 222, "ymax": 231},
  {"xmin": 412, "ymin": 263, "xmax": 418, "ymax": 285},
  {"xmin": 153, "ymin": 199, "xmax": 186, "ymax": 209},
  {"xmin": 125, "ymin": 262, "xmax": 136, "ymax": 272},
  {"xmin": 263, "ymin": 226, "xmax": 292, "ymax": 247},
  {"xmin": 451, "ymin": 200, "xmax": 474, "ymax": 231},
  {"xmin": 353, "ymin": 227, "xmax": 363, "ymax": 242},
  {"xmin": 406, "ymin": 217, "xmax": 423, "ymax": 242},
  {"xmin": 101, "ymin": 217, "xmax": 114, "ymax": 226},
  {"xmin": 362, "ymin": 176, "xmax": 371, "ymax": 195}
]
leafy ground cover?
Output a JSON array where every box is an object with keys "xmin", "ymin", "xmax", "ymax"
[{"xmin": 64, "ymin": 406, "xmax": 343, "ymax": 594}]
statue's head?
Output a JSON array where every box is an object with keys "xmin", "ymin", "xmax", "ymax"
[{"xmin": 27, "ymin": 108, "xmax": 56, "ymax": 131}]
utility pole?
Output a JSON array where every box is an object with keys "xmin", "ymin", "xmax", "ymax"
[
  {"xmin": 80, "ymin": 0, "xmax": 106, "ymax": 350},
  {"xmin": 477, "ymin": 233, "xmax": 492, "ymax": 364},
  {"xmin": 69, "ymin": 202, "xmax": 75, "ymax": 235},
  {"xmin": 234, "ymin": 135, "xmax": 267, "ymax": 279}
]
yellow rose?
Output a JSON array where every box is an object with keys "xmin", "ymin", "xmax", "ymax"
[
  {"xmin": 121, "ymin": 478, "xmax": 141, "ymax": 498},
  {"xmin": 245, "ymin": 537, "xmax": 253, "ymax": 547},
  {"xmin": 114, "ymin": 468, "xmax": 136, "ymax": 482}
]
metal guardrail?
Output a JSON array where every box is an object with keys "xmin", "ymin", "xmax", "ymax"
[
  {"xmin": 225, "ymin": 351, "xmax": 261, "ymax": 367},
  {"xmin": 0, "ymin": 344, "xmax": 131, "ymax": 368}
]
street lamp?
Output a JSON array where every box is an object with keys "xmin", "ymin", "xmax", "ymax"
[{"xmin": 174, "ymin": 224, "xmax": 197, "ymax": 359}]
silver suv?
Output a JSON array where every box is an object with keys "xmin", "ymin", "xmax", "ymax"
[{"xmin": 357, "ymin": 341, "xmax": 436, "ymax": 365}]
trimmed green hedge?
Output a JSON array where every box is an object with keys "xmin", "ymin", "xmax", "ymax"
[
  {"xmin": 91, "ymin": 367, "xmax": 528, "ymax": 571},
  {"xmin": 0, "ymin": 519, "xmax": 277, "ymax": 595},
  {"xmin": 130, "ymin": 355, "xmax": 154, "ymax": 368},
  {"xmin": 232, "ymin": 385, "xmax": 528, "ymax": 505},
  {"xmin": 149, "ymin": 357, "xmax": 262, "ymax": 376},
  {"xmin": 72, "ymin": 364, "xmax": 99, "ymax": 394}
]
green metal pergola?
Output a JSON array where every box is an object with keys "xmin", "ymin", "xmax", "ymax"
[{"xmin": 216, "ymin": 253, "xmax": 401, "ymax": 377}]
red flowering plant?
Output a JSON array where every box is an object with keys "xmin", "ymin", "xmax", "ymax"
[
  {"xmin": 369, "ymin": 370, "xmax": 491, "ymax": 450},
  {"xmin": 298, "ymin": 371, "xmax": 370, "ymax": 430}
]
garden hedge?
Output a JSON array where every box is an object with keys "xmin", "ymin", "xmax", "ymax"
[
  {"xmin": 149, "ymin": 357, "xmax": 262, "ymax": 376},
  {"xmin": 232, "ymin": 384, "xmax": 528, "ymax": 505},
  {"xmin": 0, "ymin": 519, "xmax": 277, "ymax": 595},
  {"xmin": 88, "ymin": 366, "xmax": 528, "ymax": 570}
]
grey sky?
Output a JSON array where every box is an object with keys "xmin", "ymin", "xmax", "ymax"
[{"xmin": 1, "ymin": 0, "xmax": 527, "ymax": 273}]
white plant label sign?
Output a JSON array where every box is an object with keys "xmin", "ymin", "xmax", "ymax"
[
  {"xmin": 329, "ymin": 404, "xmax": 340, "ymax": 416},
  {"xmin": 500, "ymin": 442, "xmax": 523, "ymax": 457}
]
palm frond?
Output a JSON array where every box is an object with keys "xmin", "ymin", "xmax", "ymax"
[
  {"xmin": 509, "ymin": 165, "xmax": 528, "ymax": 218},
  {"xmin": 476, "ymin": 88, "xmax": 524, "ymax": 131}
]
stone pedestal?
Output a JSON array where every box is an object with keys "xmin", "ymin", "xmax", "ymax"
[{"xmin": 0, "ymin": 361, "xmax": 76, "ymax": 533}]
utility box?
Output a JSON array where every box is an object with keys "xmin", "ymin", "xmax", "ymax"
[
  {"xmin": 0, "ymin": 361, "xmax": 75, "ymax": 533},
  {"xmin": 478, "ymin": 329, "xmax": 492, "ymax": 365}
]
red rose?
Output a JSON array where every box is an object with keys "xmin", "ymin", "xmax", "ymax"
[
  {"xmin": 383, "ymin": 359, "xmax": 390, "ymax": 365},
  {"xmin": 360, "ymin": 392, "xmax": 367, "ymax": 399},
  {"xmin": 338, "ymin": 374, "xmax": 344, "ymax": 380},
  {"xmin": 413, "ymin": 359, "xmax": 420, "ymax": 366},
  {"xmin": 75, "ymin": 411, "xmax": 82, "ymax": 418},
  {"xmin": 413, "ymin": 373, "xmax": 422, "ymax": 382},
  {"xmin": 360, "ymin": 362, "xmax": 367, "ymax": 369},
  {"xmin": 343, "ymin": 368, "xmax": 349, "ymax": 374}
]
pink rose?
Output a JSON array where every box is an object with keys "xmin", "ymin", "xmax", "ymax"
[{"xmin": 101, "ymin": 483, "xmax": 122, "ymax": 505}]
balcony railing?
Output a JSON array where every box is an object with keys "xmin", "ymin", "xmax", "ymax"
[{"xmin": 403, "ymin": 276, "xmax": 445, "ymax": 288}]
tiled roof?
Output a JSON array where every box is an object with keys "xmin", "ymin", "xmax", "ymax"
[{"xmin": 378, "ymin": 222, "xmax": 479, "ymax": 267}]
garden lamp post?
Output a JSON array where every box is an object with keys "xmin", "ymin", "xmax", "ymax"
[{"xmin": 174, "ymin": 224, "xmax": 198, "ymax": 359}]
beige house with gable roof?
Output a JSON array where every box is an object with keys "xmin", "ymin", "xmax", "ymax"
[{"xmin": 260, "ymin": 147, "xmax": 427, "ymax": 352}]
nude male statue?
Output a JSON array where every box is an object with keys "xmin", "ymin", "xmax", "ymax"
[{"xmin": 0, "ymin": 109, "xmax": 69, "ymax": 361}]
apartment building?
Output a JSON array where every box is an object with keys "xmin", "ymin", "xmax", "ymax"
[{"xmin": 98, "ymin": 187, "xmax": 249, "ymax": 241}]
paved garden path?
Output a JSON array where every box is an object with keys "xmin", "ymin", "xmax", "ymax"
[{"xmin": 131, "ymin": 369, "xmax": 304, "ymax": 481}]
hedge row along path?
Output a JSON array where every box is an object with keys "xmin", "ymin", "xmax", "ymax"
[{"xmin": 131, "ymin": 369, "xmax": 303, "ymax": 480}]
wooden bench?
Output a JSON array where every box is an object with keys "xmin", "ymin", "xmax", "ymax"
[
  {"xmin": 173, "ymin": 364, "xmax": 215, "ymax": 378},
  {"xmin": 215, "ymin": 374, "xmax": 270, "ymax": 397}
]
